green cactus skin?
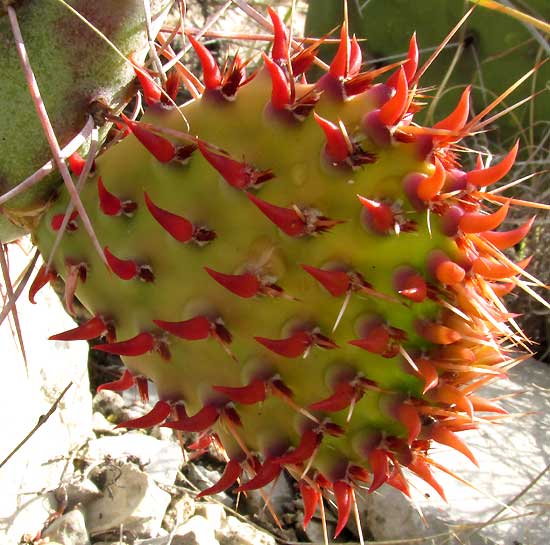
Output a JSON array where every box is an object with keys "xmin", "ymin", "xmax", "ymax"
[
  {"xmin": 32, "ymin": 11, "xmax": 537, "ymax": 536},
  {"xmin": 305, "ymin": 0, "xmax": 549, "ymax": 145},
  {"xmin": 0, "ymin": 0, "xmax": 172, "ymax": 241}
]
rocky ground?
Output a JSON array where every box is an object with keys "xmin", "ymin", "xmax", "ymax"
[{"xmin": 2, "ymin": 244, "xmax": 550, "ymax": 545}]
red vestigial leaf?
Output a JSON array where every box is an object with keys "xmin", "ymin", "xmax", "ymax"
[
  {"xmin": 130, "ymin": 56, "xmax": 162, "ymax": 105},
  {"xmin": 267, "ymin": 7, "xmax": 289, "ymax": 64},
  {"xmin": 380, "ymin": 67, "xmax": 408, "ymax": 126},
  {"xmin": 466, "ymin": 141, "xmax": 518, "ymax": 187},
  {"xmin": 213, "ymin": 379, "xmax": 266, "ymax": 405},
  {"xmin": 434, "ymin": 86, "xmax": 471, "ymax": 133},
  {"xmin": 349, "ymin": 35, "xmax": 362, "ymax": 76},
  {"xmin": 262, "ymin": 53, "xmax": 290, "ymax": 109},
  {"xmin": 255, "ymin": 330, "xmax": 311, "ymax": 358},
  {"xmin": 144, "ymin": 192, "xmax": 194, "ymax": 243},
  {"xmin": 153, "ymin": 316, "xmax": 211, "ymax": 340},
  {"xmin": 49, "ymin": 315, "xmax": 107, "ymax": 341},
  {"xmin": 460, "ymin": 200, "xmax": 510, "ymax": 234},
  {"xmin": 205, "ymin": 267, "xmax": 260, "ymax": 298},
  {"xmin": 97, "ymin": 177, "xmax": 122, "ymax": 216},
  {"xmin": 97, "ymin": 368, "xmax": 135, "ymax": 393},
  {"xmin": 430, "ymin": 423, "xmax": 478, "ymax": 466},
  {"xmin": 246, "ymin": 192, "xmax": 305, "ymax": 236},
  {"xmin": 404, "ymin": 33, "xmax": 419, "ymax": 82},
  {"xmin": 394, "ymin": 268, "xmax": 427, "ymax": 303},
  {"xmin": 480, "ymin": 216, "xmax": 535, "ymax": 250},
  {"xmin": 301, "ymin": 264, "xmax": 350, "ymax": 297},
  {"xmin": 368, "ymin": 449, "xmax": 389, "ymax": 493},
  {"xmin": 68, "ymin": 152, "xmax": 86, "ymax": 176},
  {"xmin": 51, "ymin": 211, "xmax": 79, "ymax": 232},
  {"xmin": 333, "ymin": 481, "xmax": 352, "ymax": 538},
  {"xmin": 104, "ymin": 247, "xmax": 138, "ymax": 280},
  {"xmin": 163, "ymin": 404, "xmax": 219, "ymax": 432},
  {"xmin": 162, "ymin": 70, "xmax": 181, "ymax": 103},
  {"xmin": 29, "ymin": 265, "xmax": 57, "ymax": 304},
  {"xmin": 386, "ymin": 459, "xmax": 411, "ymax": 497},
  {"xmin": 299, "ymin": 480, "xmax": 320, "ymax": 529},
  {"xmin": 196, "ymin": 459, "xmax": 242, "ymax": 497},
  {"xmin": 93, "ymin": 332, "xmax": 154, "ymax": 356},
  {"xmin": 309, "ymin": 382, "xmax": 358, "ymax": 412},
  {"xmin": 358, "ymin": 195, "xmax": 395, "ymax": 234},
  {"xmin": 291, "ymin": 46, "xmax": 318, "ymax": 76},
  {"xmin": 122, "ymin": 115, "xmax": 176, "ymax": 163},
  {"xmin": 136, "ymin": 376, "xmax": 149, "ymax": 402},
  {"xmin": 235, "ymin": 460, "xmax": 281, "ymax": 492},
  {"xmin": 187, "ymin": 34, "xmax": 222, "ymax": 90},
  {"xmin": 349, "ymin": 325, "xmax": 390, "ymax": 355},
  {"xmin": 397, "ymin": 404, "xmax": 421, "ymax": 445},
  {"xmin": 329, "ymin": 23, "xmax": 351, "ymax": 79},
  {"xmin": 313, "ymin": 113, "xmax": 350, "ymax": 163},
  {"xmin": 187, "ymin": 433, "xmax": 212, "ymax": 451},
  {"xmin": 272, "ymin": 429, "xmax": 321, "ymax": 465},
  {"xmin": 417, "ymin": 158, "xmax": 445, "ymax": 201},
  {"xmin": 116, "ymin": 400, "xmax": 171, "ymax": 429},
  {"xmin": 407, "ymin": 456, "xmax": 447, "ymax": 502}
]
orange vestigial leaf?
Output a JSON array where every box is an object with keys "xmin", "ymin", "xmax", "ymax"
[
  {"xmin": 460, "ymin": 200, "xmax": 510, "ymax": 234},
  {"xmin": 435, "ymin": 260, "xmax": 466, "ymax": 285},
  {"xmin": 469, "ymin": 395, "xmax": 508, "ymax": 414},
  {"xmin": 480, "ymin": 217, "xmax": 535, "ymax": 250},
  {"xmin": 433, "ymin": 384, "xmax": 473, "ymax": 419},
  {"xmin": 466, "ymin": 141, "xmax": 519, "ymax": 187},
  {"xmin": 472, "ymin": 255, "xmax": 532, "ymax": 280},
  {"xmin": 416, "ymin": 320, "xmax": 461, "ymax": 345},
  {"xmin": 407, "ymin": 456, "xmax": 447, "ymax": 502},
  {"xmin": 417, "ymin": 158, "xmax": 445, "ymax": 201},
  {"xmin": 431, "ymin": 423, "xmax": 478, "ymax": 466},
  {"xmin": 414, "ymin": 358, "xmax": 439, "ymax": 393},
  {"xmin": 379, "ymin": 67, "xmax": 408, "ymax": 126},
  {"xmin": 397, "ymin": 404, "xmax": 421, "ymax": 445},
  {"xmin": 434, "ymin": 86, "xmax": 471, "ymax": 133}
]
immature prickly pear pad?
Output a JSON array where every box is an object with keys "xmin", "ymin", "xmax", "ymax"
[{"xmin": 33, "ymin": 8, "xmax": 541, "ymax": 537}]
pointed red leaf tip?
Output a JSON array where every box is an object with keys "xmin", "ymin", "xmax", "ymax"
[
  {"xmin": 246, "ymin": 192, "xmax": 305, "ymax": 236},
  {"xmin": 97, "ymin": 368, "xmax": 135, "ymax": 393},
  {"xmin": 470, "ymin": 394, "xmax": 508, "ymax": 414},
  {"xmin": 255, "ymin": 330, "xmax": 311, "ymax": 358},
  {"xmin": 466, "ymin": 141, "xmax": 519, "ymax": 187},
  {"xmin": 393, "ymin": 268, "xmax": 427, "ymax": 302},
  {"xmin": 154, "ymin": 315, "xmax": 211, "ymax": 341},
  {"xmin": 273, "ymin": 429, "xmax": 321, "ymax": 465},
  {"xmin": 93, "ymin": 331, "xmax": 154, "ymax": 356},
  {"xmin": 368, "ymin": 448, "xmax": 390, "ymax": 493},
  {"xmin": 267, "ymin": 7, "xmax": 289, "ymax": 65},
  {"xmin": 205, "ymin": 267, "xmax": 261, "ymax": 298},
  {"xmin": 121, "ymin": 115, "xmax": 175, "ymax": 163},
  {"xmin": 309, "ymin": 382, "xmax": 358, "ymax": 412},
  {"xmin": 333, "ymin": 480, "xmax": 352, "ymax": 538},
  {"xmin": 313, "ymin": 113, "xmax": 350, "ymax": 163},
  {"xmin": 481, "ymin": 216, "xmax": 535, "ymax": 250},
  {"xmin": 130, "ymin": 56, "xmax": 162, "ymax": 106},
  {"xmin": 68, "ymin": 152, "xmax": 94, "ymax": 176},
  {"xmin": 187, "ymin": 33, "xmax": 222, "ymax": 90},
  {"xmin": 104, "ymin": 246, "xmax": 139, "ymax": 280},
  {"xmin": 329, "ymin": 22, "xmax": 351, "ymax": 79},
  {"xmin": 460, "ymin": 200, "xmax": 510, "ymax": 234},
  {"xmin": 430, "ymin": 423, "xmax": 478, "ymax": 466},
  {"xmin": 144, "ymin": 192, "xmax": 194, "ymax": 243},
  {"xmin": 164, "ymin": 404, "xmax": 220, "ymax": 432},
  {"xmin": 29, "ymin": 264, "xmax": 57, "ymax": 304},
  {"xmin": 49, "ymin": 315, "xmax": 107, "ymax": 341},
  {"xmin": 433, "ymin": 383, "xmax": 473, "ymax": 419},
  {"xmin": 197, "ymin": 458, "xmax": 242, "ymax": 498},
  {"xmin": 379, "ymin": 67, "xmax": 408, "ymax": 126},
  {"xmin": 358, "ymin": 195, "xmax": 395, "ymax": 234},
  {"xmin": 387, "ymin": 33, "xmax": 418, "ymax": 87},
  {"xmin": 235, "ymin": 460, "xmax": 282, "ymax": 493},
  {"xmin": 417, "ymin": 158, "xmax": 446, "ymax": 201},
  {"xmin": 415, "ymin": 320, "xmax": 461, "ymax": 345},
  {"xmin": 299, "ymin": 480, "xmax": 320, "ymax": 529},
  {"xmin": 349, "ymin": 35, "xmax": 362, "ymax": 77},
  {"xmin": 51, "ymin": 210, "xmax": 78, "ymax": 232},
  {"xmin": 397, "ymin": 404, "xmax": 421, "ymax": 445},
  {"xmin": 434, "ymin": 86, "xmax": 471, "ymax": 135},
  {"xmin": 301, "ymin": 264, "xmax": 350, "ymax": 297},
  {"xmin": 212, "ymin": 379, "xmax": 266, "ymax": 405},
  {"xmin": 408, "ymin": 456, "xmax": 447, "ymax": 502},
  {"xmin": 349, "ymin": 324, "xmax": 392, "ymax": 356},
  {"xmin": 414, "ymin": 358, "xmax": 439, "ymax": 394},
  {"xmin": 262, "ymin": 53, "xmax": 291, "ymax": 110},
  {"xmin": 116, "ymin": 400, "xmax": 171, "ymax": 429},
  {"xmin": 198, "ymin": 142, "xmax": 273, "ymax": 190}
]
